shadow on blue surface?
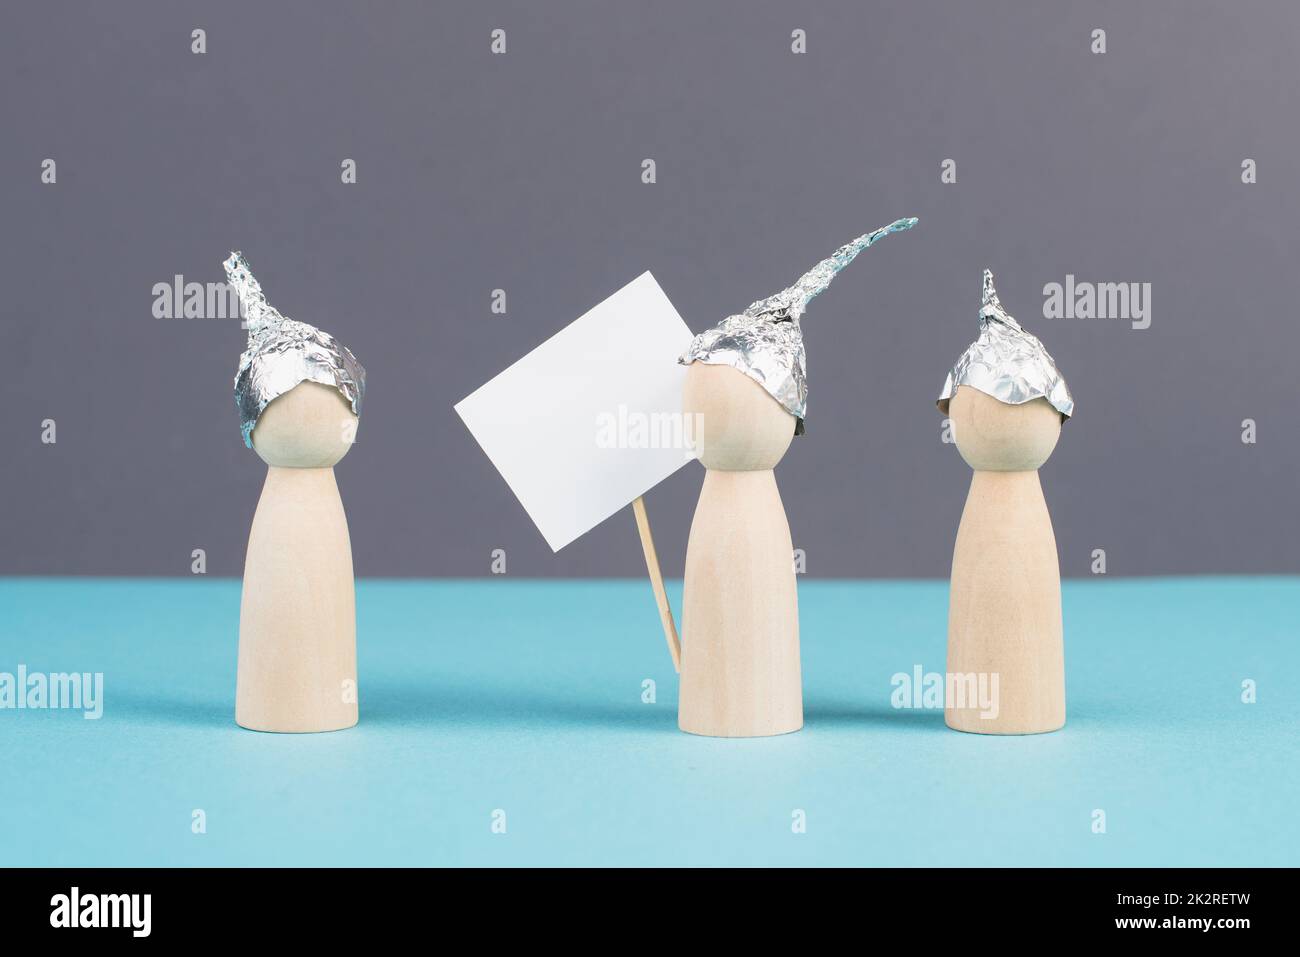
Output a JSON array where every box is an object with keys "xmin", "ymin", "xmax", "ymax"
[
  {"xmin": 804, "ymin": 701, "xmax": 943, "ymax": 728},
  {"xmin": 110, "ymin": 692, "xmax": 230, "ymax": 729},
  {"xmin": 108, "ymin": 683, "xmax": 679, "ymax": 733},
  {"xmin": 107, "ymin": 687, "xmax": 944, "ymax": 733},
  {"xmin": 1, "ymin": 576, "xmax": 1296, "ymax": 866},
  {"xmin": 362, "ymin": 681, "xmax": 678, "ymax": 732}
]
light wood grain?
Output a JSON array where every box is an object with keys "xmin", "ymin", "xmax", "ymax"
[
  {"xmin": 237, "ymin": 382, "xmax": 360, "ymax": 733},
  {"xmin": 946, "ymin": 385, "xmax": 1065, "ymax": 734},
  {"xmin": 678, "ymin": 363, "xmax": 802, "ymax": 737}
]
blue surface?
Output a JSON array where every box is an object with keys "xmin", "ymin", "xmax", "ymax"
[{"xmin": 0, "ymin": 577, "xmax": 1296, "ymax": 867}]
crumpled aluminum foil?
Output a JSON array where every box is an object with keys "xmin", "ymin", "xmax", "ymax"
[
  {"xmin": 680, "ymin": 217, "xmax": 918, "ymax": 435},
  {"xmin": 226, "ymin": 251, "xmax": 366, "ymax": 448},
  {"xmin": 937, "ymin": 269, "xmax": 1074, "ymax": 419}
]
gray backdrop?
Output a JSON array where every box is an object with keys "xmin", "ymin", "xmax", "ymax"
[{"xmin": 2, "ymin": 1, "xmax": 1297, "ymax": 578}]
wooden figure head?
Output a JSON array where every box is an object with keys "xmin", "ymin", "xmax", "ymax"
[
  {"xmin": 251, "ymin": 380, "xmax": 359, "ymax": 469},
  {"xmin": 949, "ymin": 384, "xmax": 1061, "ymax": 472},
  {"xmin": 683, "ymin": 363, "xmax": 795, "ymax": 471}
]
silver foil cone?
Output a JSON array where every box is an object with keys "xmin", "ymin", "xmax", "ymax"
[
  {"xmin": 679, "ymin": 217, "xmax": 917, "ymax": 434},
  {"xmin": 937, "ymin": 269, "xmax": 1073, "ymax": 419},
  {"xmin": 227, "ymin": 252, "xmax": 366, "ymax": 448}
]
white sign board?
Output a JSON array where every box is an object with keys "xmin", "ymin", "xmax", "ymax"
[{"xmin": 454, "ymin": 272, "xmax": 696, "ymax": 551}]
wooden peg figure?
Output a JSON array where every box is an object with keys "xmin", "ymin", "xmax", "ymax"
[
  {"xmin": 239, "ymin": 382, "xmax": 359, "ymax": 732},
  {"xmin": 679, "ymin": 362, "xmax": 800, "ymax": 737},
  {"xmin": 677, "ymin": 218, "xmax": 917, "ymax": 737},
  {"xmin": 225, "ymin": 252, "xmax": 367, "ymax": 733},
  {"xmin": 937, "ymin": 270, "xmax": 1074, "ymax": 735}
]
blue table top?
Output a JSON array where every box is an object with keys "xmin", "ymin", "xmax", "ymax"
[{"xmin": 1, "ymin": 576, "xmax": 1295, "ymax": 867}]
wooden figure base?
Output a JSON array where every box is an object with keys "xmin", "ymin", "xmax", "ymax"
[
  {"xmin": 679, "ymin": 470, "xmax": 802, "ymax": 737},
  {"xmin": 945, "ymin": 386, "xmax": 1064, "ymax": 735},
  {"xmin": 678, "ymin": 363, "xmax": 801, "ymax": 738},
  {"xmin": 236, "ymin": 382, "xmax": 359, "ymax": 733}
]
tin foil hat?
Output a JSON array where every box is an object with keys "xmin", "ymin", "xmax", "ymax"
[
  {"xmin": 227, "ymin": 252, "xmax": 366, "ymax": 448},
  {"xmin": 937, "ymin": 269, "xmax": 1073, "ymax": 419},
  {"xmin": 679, "ymin": 217, "xmax": 918, "ymax": 435}
]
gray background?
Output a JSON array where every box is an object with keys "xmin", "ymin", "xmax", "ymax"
[{"xmin": 2, "ymin": 1, "xmax": 1296, "ymax": 579}]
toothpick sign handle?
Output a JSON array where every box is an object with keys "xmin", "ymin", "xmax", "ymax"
[{"xmin": 632, "ymin": 496, "xmax": 681, "ymax": 673}]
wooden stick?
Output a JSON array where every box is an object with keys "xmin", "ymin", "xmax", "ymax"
[{"xmin": 631, "ymin": 495, "xmax": 681, "ymax": 673}]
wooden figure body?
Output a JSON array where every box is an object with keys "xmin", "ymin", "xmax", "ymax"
[
  {"xmin": 678, "ymin": 363, "xmax": 801, "ymax": 737},
  {"xmin": 946, "ymin": 384, "xmax": 1064, "ymax": 734},
  {"xmin": 236, "ymin": 381, "xmax": 359, "ymax": 733}
]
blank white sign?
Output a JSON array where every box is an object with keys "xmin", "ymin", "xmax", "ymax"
[{"xmin": 454, "ymin": 272, "xmax": 696, "ymax": 551}]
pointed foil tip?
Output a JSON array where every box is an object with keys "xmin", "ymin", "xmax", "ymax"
[
  {"xmin": 743, "ymin": 217, "xmax": 919, "ymax": 323},
  {"xmin": 223, "ymin": 250, "xmax": 285, "ymax": 340},
  {"xmin": 227, "ymin": 252, "xmax": 366, "ymax": 448},
  {"xmin": 937, "ymin": 269, "xmax": 1073, "ymax": 419},
  {"xmin": 680, "ymin": 217, "xmax": 918, "ymax": 433},
  {"xmin": 977, "ymin": 268, "xmax": 1023, "ymax": 331}
]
